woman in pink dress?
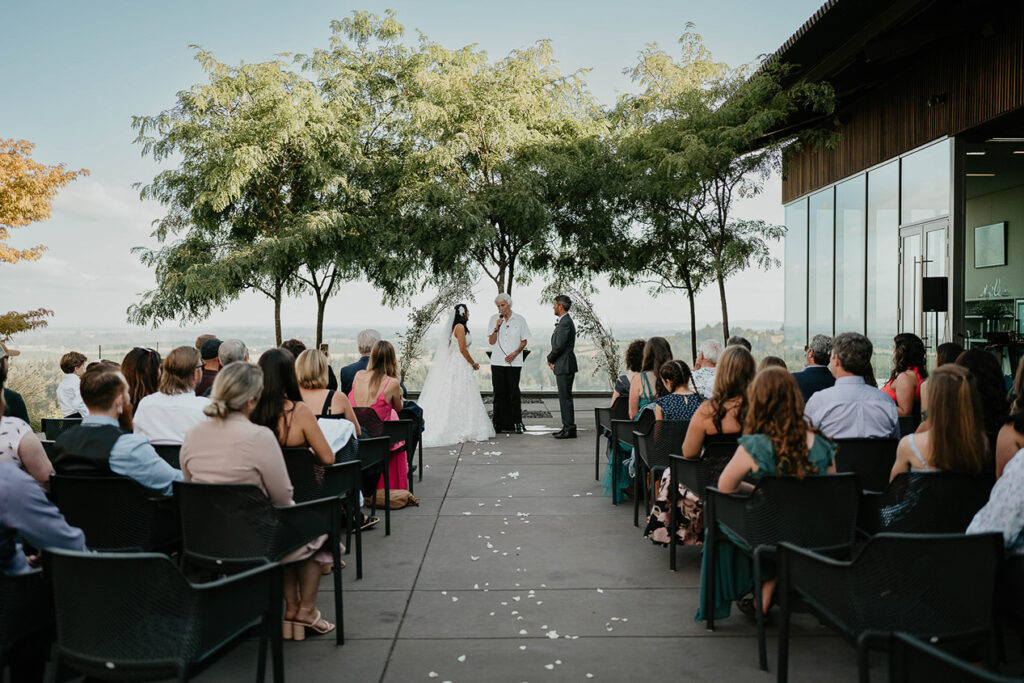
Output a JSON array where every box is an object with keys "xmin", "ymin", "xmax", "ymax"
[{"xmin": 348, "ymin": 340, "xmax": 409, "ymax": 490}]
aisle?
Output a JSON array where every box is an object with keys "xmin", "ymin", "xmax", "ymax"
[{"xmin": 198, "ymin": 397, "xmax": 859, "ymax": 682}]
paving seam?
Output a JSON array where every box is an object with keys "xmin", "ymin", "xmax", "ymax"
[{"xmin": 378, "ymin": 441, "xmax": 465, "ymax": 683}]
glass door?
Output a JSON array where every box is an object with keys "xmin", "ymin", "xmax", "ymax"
[{"xmin": 898, "ymin": 218, "xmax": 949, "ymax": 348}]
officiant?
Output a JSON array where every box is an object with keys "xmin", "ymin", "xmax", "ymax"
[{"xmin": 488, "ymin": 293, "xmax": 530, "ymax": 434}]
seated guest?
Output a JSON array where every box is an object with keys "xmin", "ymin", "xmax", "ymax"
[
  {"xmin": 698, "ymin": 367, "xmax": 837, "ymax": 620},
  {"xmin": 792, "ymin": 334, "xmax": 835, "ymax": 401},
  {"xmin": 295, "ymin": 349, "xmax": 361, "ymax": 431},
  {"xmin": 251, "ymin": 349, "xmax": 334, "ymax": 466},
  {"xmin": 936, "ymin": 342, "xmax": 964, "ymax": 367},
  {"xmin": 53, "ymin": 365, "xmax": 182, "ymax": 496},
  {"xmin": 611, "ymin": 339, "xmax": 646, "ymax": 406},
  {"xmin": 644, "ymin": 347, "xmax": 754, "ymax": 547},
  {"xmin": 804, "ymin": 332, "xmax": 899, "ymax": 440},
  {"xmin": 349, "ymin": 340, "xmax": 409, "ymax": 491},
  {"xmin": 956, "ymin": 349, "xmax": 1010, "ymax": 456},
  {"xmin": 121, "ymin": 347, "xmax": 162, "ymax": 412},
  {"xmin": 890, "ymin": 364, "xmax": 987, "ymax": 480},
  {"xmin": 996, "ymin": 411, "xmax": 1024, "ymax": 479},
  {"xmin": 218, "ymin": 339, "xmax": 248, "ymax": 366},
  {"xmin": 181, "ymin": 362, "xmax": 335, "ymax": 638},
  {"xmin": 968, "ymin": 447, "xmax": 1024, "ymax": 555},
  {"xmin": 340, "ymin": 330, "xmax": 379, "ymax": 395},
  {"xmin": 1, "ymin": 343, "xmax": 30, "ymax": 424},
  {"xmin": 0, "ymin": 373, "xmax": 52, "ymax": 488},
  {"xmin": 758, "ymin": 356, "xmax": 787, "ymax": 371},
  {"xmin": 133, "ymin": 346, "xmax": 211, "ymax": 445},
  {"xmin": 195, "ymin": 338, "xmax": 221, "ymax": 396},
  {"xmin": 653, "ymin": 360, "xmax": 703, "ymax": 421},
  {"xmin": 194, "ymin": 333, "xmax": 217, "ymax": 351},
  {"xmin": 726, "ymin": 336, "xmax": 752, "ymax": 352},
  {"xmin": 881, "ymin": 332, "xmax": 927, "ymax": 418},
  {"xmin": 282, "ymin": 339, "xmax": 338, "ymax": 392},
  {"xmin": 57, "ymin": 351, "xmax": 89, "ymax": 418},
  {"xmin": 691, "ymin": 339, "xmax": 721, "ymax": 400}
]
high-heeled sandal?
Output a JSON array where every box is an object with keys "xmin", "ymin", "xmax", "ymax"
[{"xmin": 284, "ymin": 609, "xmax": 335, "ymax": 641}]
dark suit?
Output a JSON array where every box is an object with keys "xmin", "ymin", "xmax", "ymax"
[
  {"xmin": 339, "ymin": 357, "xmax": 369, "ymax": 396},
  {"xmin": 792, "ymin": 365, "xmax": 836, "ymax": 402},
  {"xmin": 547, "ymin": 315, "xmax": 578, "ymax": 429}
]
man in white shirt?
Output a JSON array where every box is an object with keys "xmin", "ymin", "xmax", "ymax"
[
  {"xmin": 133, "ymin": 346, "xmax": 211, "ymax": 445},
  {"xmin": 56, "ymin": 351, "xmax": 89, "ymax": 418},
  {"xmin": 691, "ymin": 339, "xmax": 722, "ymax": 399},
  {"xmin": 488, "ymin": 293, "xmax": 530, "ymax": 434}
]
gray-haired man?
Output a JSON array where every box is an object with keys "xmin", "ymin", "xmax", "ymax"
[
  {"xmin": 340, "ymin": 329, "xmax": 381, "ymax": 396},
  {"xmin": 488, "ymin": 293, "xmax": 530, "ymax": 434},
  {"xmin": 792, "ymin": 334, "xmax": 835, "ymax": 401}
]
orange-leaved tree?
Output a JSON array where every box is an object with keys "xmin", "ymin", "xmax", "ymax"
[{"xmin": 0, "ymin": 138, "xmax": 87, "ymax": 340}]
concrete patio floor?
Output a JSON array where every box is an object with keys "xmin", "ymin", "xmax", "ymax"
[{"xmin": 190, "ymin": 398, "xmax": 896, "ymax": 682}]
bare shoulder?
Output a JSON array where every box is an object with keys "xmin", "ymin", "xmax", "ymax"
[{"xmin": 453, "ymin": 323, "xmax": 467, "ymax": 337}]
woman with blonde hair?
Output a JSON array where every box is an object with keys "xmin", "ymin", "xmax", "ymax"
[
  {"xmin": 349, "ymin": 340, "xmax": 408, "ymax": 490},
  {"xmin": 181, "ymin": 362, "xmax": 335, "ymax": 639},
  {"xmin": 295, "ymin": 349, "xmax": 360, "ymax": 431},
  {"xmin": 890, "ymin": 364, "xmax": 988, "ymax": 480}
]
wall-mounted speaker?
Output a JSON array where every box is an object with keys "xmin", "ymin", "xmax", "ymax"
[{"xmin": 922, "ymin": 276, "xmax": 948, "ymax": 312}]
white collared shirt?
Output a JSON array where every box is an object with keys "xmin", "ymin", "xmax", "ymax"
[
  {"xmin": 57, "ymin": 373, "xmax": 89, "ymax": 417},
  {"xmin": 488, "ymin": 312, "xmax": 531, "ymax": 368},
  {"xmin": 133, "ymin": 391, "xmax": 211, "ymax": 445}
]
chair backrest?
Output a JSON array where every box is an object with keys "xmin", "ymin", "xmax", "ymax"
[
  {"xmin": 887, "ymin": 632, "xmax": 1015, "ymax": 683},
  {"xmin": 382, "ymin": 419, "xmax": 413, "ymax": 450},
  {"xmin": 40, "ymin": 439, "xmax": 57, "ymax": 463},
  {"xmin": 173, "ymin": 481, "xmax": 284, "ymax": 568},
  {"xmin": 281, "ymin": 446, "xmax": 360, "ymax": 502},
  {"xmin": 859, "ymin": 471, "xmax": 996, "ymax": 535},
  {"xmin": 0, "ymin": 569, "xmax": 52, "ymax": 650},
  {"xmin": 41, "ymin": 417, "xmax": 82, "ymax": 440},
  {"xmin": 897, "ymin": 416, "xmax": 919, "ymax": 438},
  {"xmin": 1001, "ymin": 555, "xmax": 1024, "ymax": 623},
  {"xmin": 353, "ymin": 436, "xmax": 389, "ymax": 471},
  {"xmin": 610, "ymin": 396, "xmax": 629, "ymax": 421},
  {"xmin": 732, "ymin": 473, "xmax": 860, "ymax": 550},
  {"xmin": 834, "ymin": 438, "xmax": 899, "ymax": 492},
  {"xmin": 153, "ymin": 444, "xmax": 181, "ymax": 469},
  {"xmin": 636, "ymin": 420, "xmax": 689, "ymax": 472},
  {"xmin": 353, "ymin": 407, "xmax": 384, "ymax": 438},
  {"xmin": 49, "ymin": 474, "xmax": 179, "ymax": 552}
]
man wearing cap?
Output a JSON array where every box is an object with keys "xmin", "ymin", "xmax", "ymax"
[
  {"xmin": 0, "ymin": 342, "xmax": 30, "ymax": 424},
  {"xmin": 195, "ymin": 338, "xmax": 222, "ymax": 397}
]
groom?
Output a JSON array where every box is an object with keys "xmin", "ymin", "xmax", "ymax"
[{"xmin": 547, "ymin": 294, "xmax": 578, "ymax": 439}]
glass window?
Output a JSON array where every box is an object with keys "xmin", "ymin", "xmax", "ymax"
[
  {"xmin": 783, "ymin": 199, "xmax": 808, "ymax": 369},
  {"xmin": 866, "ymin": 161, "xmax": 899, "ymax": 378},
  {"xmin": 901, "ymin": 140, "xmax": 951, "ymax": 223},
  {"xmin": 808, "ymin": 188, "xmax": 834, "ymax": 338},
  {"xmin": 834, "ymin": 175, "xmax": 866, "ymax": 333}
]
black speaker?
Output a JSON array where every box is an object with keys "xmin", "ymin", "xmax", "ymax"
[{"xmin": 922, "ymin": 276, "xmax": 948, "ymax": 312}]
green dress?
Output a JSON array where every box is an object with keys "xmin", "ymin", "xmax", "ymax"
[
  {"xmin": 694, "ymin": 433, "xmax": 836, "ymax": 621},
  {"xmin": 602, "ymin": 373, "xmax": 656, "ymax": 502}
]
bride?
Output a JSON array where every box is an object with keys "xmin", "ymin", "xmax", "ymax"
[{"xmin": 420, "ymin": 303, "xmax": 496, "ymax": 448}]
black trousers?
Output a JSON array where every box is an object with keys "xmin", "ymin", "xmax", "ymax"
[
  {"xmin": 491, "ymin": 365, "xmax": 523, "ymax": 430},
  {"xmin": 555, "ymin": 373, "xmax": 576, "ymax": 428}
]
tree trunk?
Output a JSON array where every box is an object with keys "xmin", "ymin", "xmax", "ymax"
[
  {"xmin": 717, "ymin": 271, "xmax": 730, "ymax": 342},
  {"xmin": 687, "ymin": 289, "xmax": 698, "ymax": 363},
  {"xmin": 273, "ymin": 280, "xmax": 283, "ymax": 346},
  {"xmin": 315, "ymin": 293, "xmax": 326, "ymax": 348},
  {"xmin": 506, "ymin": 256, "xmax": 515, "ymax": 297}
]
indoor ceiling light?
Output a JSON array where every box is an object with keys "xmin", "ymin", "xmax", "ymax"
[
  {"xmin": 966, "ymin": 151, "xmax": 986, "ymax": 155},
  {"xmin": 966, "ymin": 173, "xmax": 996, "ymax": 177},
  {"xmin": 1014, "ymin": 150, "xmax": 1024, "ymax": 155},
  {"xmin": 987, "ymin": 137, "xmax": 1024, "ymax": 142}
]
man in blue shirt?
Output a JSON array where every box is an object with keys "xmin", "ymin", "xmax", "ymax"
[
  {"xmin": 793, "ymin": 334, "xmax": 836, "ymax": 401},
  {"xmin": 804, "ymin": 332, "xmax": 899, "ymax": 440},
  {"xmin": 53, "ymin": 365, "xmax": 183, "ymax": 496}
]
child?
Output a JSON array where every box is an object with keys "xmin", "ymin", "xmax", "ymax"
[{"xmin": 57, "ymin": 351, "xmax": 89, "ymax": 417}]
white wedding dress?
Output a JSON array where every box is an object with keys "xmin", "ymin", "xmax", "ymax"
[{"xmin": 419, "ymin": 326, "xmax": 496, "ymax": 448}]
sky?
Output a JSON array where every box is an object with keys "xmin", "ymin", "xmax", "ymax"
[{"xmin": 0, "ymin": 0, "xmax": 824, "ymax": 337}]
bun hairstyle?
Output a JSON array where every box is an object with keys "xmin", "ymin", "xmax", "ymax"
[
  {"xmin": 204, "ymin": 361, "xmax": 263, "ymax": 419},
  {"xmin": 452, "ymin": 303, "xmax": 469, "ymax": 331},
  {"xmin": 658, "ymin": 359, "xmax": 693, "ymax": 393}
]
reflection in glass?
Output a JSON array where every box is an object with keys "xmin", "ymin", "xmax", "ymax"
[
  {"xmin": 783, "ymin": 200, "xmax": 808, "ymax": 369},
  {"xmin": 808, "ymin": 188, "xmax": 834, "ymax": 338},
  {"xmin": 834, "ymin": 175, "xmax": 866, "ymax": 333},
  {"xmin": 901, "ymin": 140, "xmax": 951, "ymax": 223},
  {"xmin": 866, "ymin": 161, "xmax": 899, "ymax": 379}
]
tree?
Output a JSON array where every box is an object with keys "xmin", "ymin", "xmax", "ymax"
[{"xmin": 0, "ymin": 138, "xmax": 87, "ymax": 339}]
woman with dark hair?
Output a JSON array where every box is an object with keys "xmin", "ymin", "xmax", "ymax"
[
  {"xmin": 758, "ymin": 356, "xmax": 787, "ymax": 372},
  {"xmin": 696, "ymin": 368, "xmax": 836, "ymax": 620},
  {"xmin": 628, "ymin": 337, "xmax": 673, "ymax": 419},
  {"xmin": 956, "ymin": 349, "xmax": 1010, "ymax": 454},
  {"xmin": 881, "ymin": 333, "xmax": 928, "ymax": 417},
  {"xmin": 653, "ymin": 360, "xmax": 703, "ymax": 421},
  {"xmin": 251, "ymin": 349, "xmax": 334, "ymax": 466},
  {"xmin": 121, "ymin": 347, "xmax": 161, "ymax": 411},
  {"xmin": 936, "ymin": 342, "xmax": 964, "ymax": 367},
  {"xmin": 996, "ymin": 357, "xmax": 1024, "ymax": 478},
  {"xmin": 682, "ymin": 346, "xmax": 756, "ymax": 459},
  {"xmin": 611, "ymin": 339, "xmax": 646, "ymax": 406}
]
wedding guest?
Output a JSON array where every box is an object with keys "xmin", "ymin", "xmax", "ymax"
[
  {"xmin": 195, "ymin": 338, "xmax": 222, "ymax": 396},
  {"xmin": 683, "ymin": 346, "xmax": 755, "ymax": 459},
  {"xmin": 121, "ymin": 347, "xmax": 162, "ymax": 411},
  {"xmin": 194, "ymin": 333, "xmax": 217, "ymax": 350},
  {"xmin": 349, "ymin": 340, "xmax": 409, "ymax": 490},
  {"xmin": 956, "ymin": 349, "xmax": 1010, "ymax": 456},
  {"xmin": 0, "ymin": 371, "xmax": 51, "ymax": 488},
  {"xmin": 57, "ymin": 351, "xmax": 89, "ymax": 418},
  {"xmin": 996, "ymin": 411, "xmax": 1024, "ymax": 479},
  {"xmin": 890, "ymin": 364, "xmax": 987, "ymax": 480},
  {"xmin": 218, "ymin": 339, "xmax": 249, "ymax": 366},
  {"xmin": 133, "ymin": 346, "xmax": 210, "ymax": 445},
  {"xmin": 726, "ymin": 336, "xmax": 752, "ymax": 352},
  {"xmin": 53, "ymin": 365, "xmax": 182, "ymax": 496},
  {"xmin": 792, "ymin": 334, "xmax": 835, "ymax": 401},
  {"xmin": 936, "ymin": 342, "xmax": 964, "ymax": 367},
  {"xmin": 758, "ymin": 356, "xmax": 787, "ymax": 372},
  {"xmin": 698, "ymin": 367, "xmax": 837, "ymax": 620},
  {"xmin": 296, "ymin": 350, "xmax": 360, "ymax": 429},
  {"xmin": 283, "ymin": 339, "xmax": 338, "ymax": 392},
  {"xmin": 882, "ymin": 333, "xmax": 928, "ymax": 418},
  {"xmin": 629, "ymin": 337, "xmax": 673, "ymax": 419},
  {"xmin": 180, "ymin": 362, "xmax": 335, "ymax": 639},
  {"xmin": 653, "ymin": 360, "xmax": 703, "ymax": 421},
  {"xmin": 691, "ymin": 339, "xmax": 722, "ymax": 400},
  {"xmin": 968, "ymin": 447, "xmax": 1024, "ymax": 555},
  {"xmin": 1, "ymin": 343, "xmax": 30, "ymax": 424},
  {"xmin": 340, "ymin": 330, "xmax": 379, "ymax": 395},
  {"xmin": 487, "ymin": 293, "xmax": 531, "ymax": 434},
  {"xmin": 611, "ymin": 339, "xmax": 646, "ymax": 406}
]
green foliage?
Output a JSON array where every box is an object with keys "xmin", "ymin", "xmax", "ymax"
[{"xmin": 0, "ymin": 308, "xmax": 52, "ymax": 343}]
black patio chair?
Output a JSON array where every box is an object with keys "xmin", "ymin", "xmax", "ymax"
[
  {"xmin": 776, "ymin": 532, "xmax": 1004, "ymax": 683},
  {"xmin": 632, "ymin": 419, "xmax": 689, "ymax": 527},
  {"xmin": 594, "ymin": 397, "xmax": 628, "ymax": 481},
  {"xmin": 703, "ymin": 473, "xmax": 860, "ymax": 671},
  {"xmin": 45, "ymin": 548, "xmax": 283, "ymax": 682},
  {"xmin": 608, "ymin": 410, "xmax": 656, "ymax": 505},
  {"xmin": 282, "ymin": 447, "xmax": 364, "ymax": 579},
  {"xmin": 382, "ymin": 419, "xmax": 415, "ymax": 493},
  {"xmin": 40, "ymin": 439, "xmax": 56, "ymax": 463},
  {"xmin": 857, "ymin": 471, "xmax": 995, "ymax": 536},
  {"xmin": 882, "ymin": 632, "xmax": 1019, "ymax": 683},
  {"xmin": 49, "ymin": 474, "xmax": 180, "ymax": 553},
  {"xmin": 173, "ymin": 481, "xmax": 346, "ymax": 645},
  {"xmin": 352, "ymin": 436, "xmax": 392, "ymax": 536},
  {"xmin": 998, "ymin": 555, "xmax": 1024, "ymax": 655},
  {"xmin": 897, "ymin": 416, "xmax": 919, "ymax": 438},
  {"xmin": 0, "ymin": 569, "xmax": 52, "ymax": 680},
  {"xmin": 154, "ymin": 444, "xmax": 181, "ymax": 469},
  {"xmin": 398, "ymin": 406, "xmax": 424, "ymax": 485},
  {"xmin": 669, "ymin": 433, "xmax": 740, "ymax": 570},
  {"xmin": 41, "ymin": 418, "xmax": 81, "ymax": 440},
  {"xmin": 834, "ymin": 438, "xmax": 899, "ymax": 492}
]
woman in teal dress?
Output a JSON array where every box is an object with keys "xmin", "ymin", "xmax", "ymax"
[
  {"xmin": 602, "ymin": 336, "xmax": 672, "ymax": 502},
  {"xmin": 695, "ymin": 367, "xmax": 836, "ymax": 621}
]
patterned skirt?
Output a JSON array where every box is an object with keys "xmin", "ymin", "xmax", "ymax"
[{"xmin": 643, "ymin": 469, "xmax": 704, "ymax": 546}]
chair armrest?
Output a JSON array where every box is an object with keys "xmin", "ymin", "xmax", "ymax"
[
  {"xmin": 610, "ymin": 419, "xmax": 634, "ymax": 444},
  {"xmin": 355, "ymin": 437, "xmax": 389, "ymax": 470},
  {"xmin": 191, "ymin": 561, "xmax": 282, "ymax": 648},
  {"xmin": 318, "ymin": 460, "xmax": 361, "ymax": 499},
  {"xmin": 275, "ymin": 497, "xmax": 337, "ymax": 550}
]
